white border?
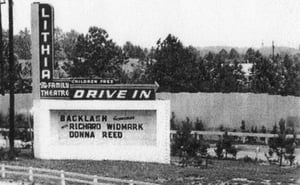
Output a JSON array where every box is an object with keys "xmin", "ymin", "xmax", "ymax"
[{"xmin": 33, "ymin": 100, "xmax": 170, "ymax": 163}]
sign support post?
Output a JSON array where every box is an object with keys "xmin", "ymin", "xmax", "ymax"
[{"xmin": 31, "ymin": 3, "xmax": 40, "ymax": 100}]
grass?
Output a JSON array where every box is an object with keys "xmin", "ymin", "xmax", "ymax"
[{"xmin": 1, "ymin": 156, "xmax": 300, "ymax": 185}]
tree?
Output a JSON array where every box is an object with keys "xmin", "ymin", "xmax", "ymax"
[
  {"xmin": 268, "ymin": 118, "xmax": 297, "ymax": 166},
  {"xmin": 261, "ymin": 125, "xmax": 266, "ymax": 133},
  {"xmin": 0, "ymin": 30, "xmax": 30, "ymax": 94},
  {"xmin": 170, "ymin": 112, "xmax": 177, "ymax": 130},
  {"xmin": 54, "ymin": 27, "xmax": 66, "ymax": 61},
  {"xmin": 218, "ymin": 49, "xmax": 228, "ymax": 61},
  {"xmin": 223, "ymin": 132, "xmax": 238, "ymax": 159},
  {"xmin": 271, "ymin": 123, "xmax": 278, "ymax": 134},
  {"xmin": 65, "ymin": 27, "xmax": 125, "ymax": 79},
  {"xmin": 148, "ymin": 34, "xmax": 199, "ymax": 92},
  {"xmin": 172, "ymin": 117, "xmax": 209, "ymax": 166},
  {"xmin": 240, "ymin": 120, "xmax": 246, "ymax": 132},
  {"xmin": 245, "ymin": 48, "xmax": 258, "ymax": 63},
  {"xmin": 249, "ymin": 51, "xmax": 300, "ymax": 95},
  {"xmin": 228, "ymin": 48, "xmax": 239, "ymax": 60},
  {"xmin": 61, "ymin": 29, "xmax": 80, "ymax": 60},
  {"xmin": 194, "ymin": 118, "xmax": 204, "ymax": 131},
  {"xmin": 251, "ymin": 56, "xmax": 273, "ymax": 93},
  {"xmin": 14, "ymin": 28, "xmax": 31, "ymax": 60},
  {"xmin": 215, "ymin": 131, "xmax": 238, "ymax": 159},
  {"xmin": 281, "ymin": 55, "xmax": 300, "ymax": 96},
  {"xmin": 212, "ymin": 53, "xmax": 246, "ymax": 92},
  {"xmin": 123, "ymin": 41, "xmax": 146, "ymax": 60}
]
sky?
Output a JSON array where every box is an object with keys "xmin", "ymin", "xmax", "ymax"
[{"xmin": 1, "ymin": 0, "xmax": 300, "ymax": 48}]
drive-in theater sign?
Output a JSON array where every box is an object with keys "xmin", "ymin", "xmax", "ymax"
[{"xmin": 31, "ymin": 3, "xmax": 170, "ymax": 163}]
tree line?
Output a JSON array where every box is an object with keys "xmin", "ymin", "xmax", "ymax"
[{"xmin": 0, "ymin": 26, "xmax": 299, "ymax": 96}]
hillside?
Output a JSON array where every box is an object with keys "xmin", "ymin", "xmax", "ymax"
[{"xmin": 197, "ymin": 46, "xmax": 300, "ymax": 57}]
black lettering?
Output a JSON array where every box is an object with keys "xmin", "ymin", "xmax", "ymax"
[
  {"xmin": 69, "ymin": 123, "xmax": 74, "ymax": 130},
  {"xmin": 60, "ymin": 115, "xmax": 65, "ymax": 122},
  {"xmin": 96, "ymin": 115, "xmax": 101, "ymax": 122},
  {"xmin": 122, "ymin": 124, "xmax": 127, "ymax": 130},
  {"xmin": 138, "ymin": 124, "xmax": 143, "ymax": 130},
  {"xmin": 102, "ymin": 131, "xmax": 122, "ymax": 138},
  {"xmin": 66, "ymin": 115, "xmax": 71, "ymax": 122},
  {"xmin": 118, "ymin": 132, "xmax": 123, "ymax": 138},
  {"xmin": 107, "ymin": 124, "xmax": 113, "ymax": 130},
  {"xmin": 72, "ymin": 115, "xmax": 77, "ymax": 121}
]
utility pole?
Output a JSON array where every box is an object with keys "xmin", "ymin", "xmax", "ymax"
[
  {"xmin": 272, "ymin": 41, "xmax": 275, "ymax": 60},
  {"xmin": 0, "ymin": 0, "xmax": 5, "ymax": 96},
  {"xmin": 8, "ymin": 0, "xmax": 14, "ymax": 158}
]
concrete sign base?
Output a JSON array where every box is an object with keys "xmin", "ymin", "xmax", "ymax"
[{"xmin": 33, "ymin": 99, "xmax": 170, "ymax": 164}]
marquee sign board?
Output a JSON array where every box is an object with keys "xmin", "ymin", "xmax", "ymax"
[
  {"xmin": 33, "ymin": 100, "xmax": 170, "ymax": 163},
  {"xmin": 39, "ymin": 80, "xmax": 156, "ymax": 100}
]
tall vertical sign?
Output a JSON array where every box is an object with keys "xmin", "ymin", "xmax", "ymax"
[
  {"xmin": 31, "ymin": 3, "xmax": 54, "ymax": 99},
  {"xmin": 39, "ymin": 4, "xmax": 53, "ymax": 81}
]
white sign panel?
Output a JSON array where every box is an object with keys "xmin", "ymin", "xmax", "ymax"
[{"xmin": 51, "ymin": 110, "xmax": 156, "ymax": 146}]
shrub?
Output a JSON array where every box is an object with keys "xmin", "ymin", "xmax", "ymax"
[
  {"xmin": 242, "ymin": 155, "xmax": 255, "ymax": 163},
  {"xmin": 215, "ymin": 139, "xmax": 223, "ymax": 159},
  {"xmin": 268, "ymin": 118, "xmax": 297, "ymax": 166},
  {"xmin": 194, "ymin": 118, "xmax": 204, "ymax": 131},
  {"xmin": 215, "ymin": 131, "xmax": 238, "ymax": 159},
  {"xmin": 223, "ymin": 132, "xmax": 238, "ymax": 158},
  {"xmin": 170, "ymin": 112, "xmax": 177, "ymax": 130},
  {"xmin": 260, "ymin": 125, "xmax": 266, "ymax": 133},
  {"xmin": 271, "ymin": 123, "xmax": 278, "ymax": 134},
  {"xmin": 251, "ymin": 126, "xmax": 257, "ymax": 133},
  {"xmin": 240, "ymin": 120, "xmax": 246, "ymax": 132},
  {"xmin": 0, "ymin": 112, "xmax": 8, "ymax": 128},
  {"xmin": 219, "ymin": 124, "xmax": 225, "ymax": 131},
  {"xmin": 0, "ymin": 113, "xmax": 32, "ymax": 129},
  {"xmin": 171, "ymin": 117, "xmax": 209, "ymax": 167},
  {"xmin": 0, "ymin": 113, "xmax": 33, "ymax": 141}
]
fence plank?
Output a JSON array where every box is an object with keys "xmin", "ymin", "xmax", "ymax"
[
  {"xmin": 1, "ymin": 164, "xmax": 5, "ymax": 178},
  {"xmin": 60, "ymin": 170, "xmax": 65, "ymax": 185},
  {"xmin": 93, "ymin": 175, "xmax": 98, "ymax": 184},
  {"xmin": 0, "ymin": 164, "xmax": 160, "ymax": 185},
  {"xmin": 64, "ymin": 177, "xmax": 110, "ymax": 185},
  {"xmin": 29, "ymin": 167, "xmax": 33, "ymax": 181}
]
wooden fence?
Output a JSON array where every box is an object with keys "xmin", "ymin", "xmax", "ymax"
[
  {"xmin": 170, "ymin": 130, "xmax": 300, "ymax": 144},
  {"xmin": 0, "ymin": 164, "xmax": 159, "ymax": 185}
]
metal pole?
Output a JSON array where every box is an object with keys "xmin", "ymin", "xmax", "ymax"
[
  {"xmin": 0, "ymin": 0, "xmax": 5, "ymax": 96},
  {"xmin": 272, "ymin": 41, "xmax": 275, "ymax": 60},
  {"xmin": 8, "ymin": 0, "xmax": 14, "ymax": 158}
]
